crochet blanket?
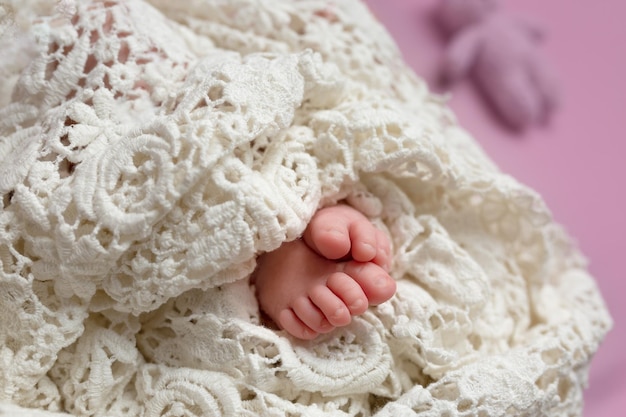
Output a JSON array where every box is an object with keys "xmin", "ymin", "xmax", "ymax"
[{"xmin": 0, "ymin": 1, "xmax": 611, "ymax": 416}]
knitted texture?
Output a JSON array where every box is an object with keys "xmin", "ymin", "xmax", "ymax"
[{"xmin": 0, "ymin": 1, "xmax": 611, "ymax": 416}]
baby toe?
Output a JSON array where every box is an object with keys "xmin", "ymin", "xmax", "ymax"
[
  {"xmin": 303, "ymin": 212, "xmax": 352, "ymax": 260},
  {"xmin": 292, "ymin": 296, "xmax": 335, "ymax": 333},
  {"xmin": 348, "ymin": 219, "xmax": 378, "ymax": 262},
  {"xmin": 309, "ymin": 285, "xmax": 351, "ymax": 327},
  {"xmin": 342, "ymin": 261, "xmax": 396, "ymax": 306},
  {"xmin": 373, "ymin": 228, "xmax": 392, "ymax": 271},
  {"xmin": 326, "ymin": 272, "xmax": 369, "ymax": 316},
  {"xmin": 278, "ymin": 308, "xmax": 319, "ymax": 340}
]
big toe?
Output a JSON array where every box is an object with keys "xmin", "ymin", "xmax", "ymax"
[
  {"xmin": 304, "ymin": 205, "xmax": 379, "ymax": 262},
  {"xmin": 347, "ymin": 218, "xmax": 379, "ymax": 262},
  {"xmin": 303, "ymin": 211, "xmax": 352, "ymax": 260},
  {"xmin": 342, "ymin": 261, "xmax": 396, "ymax": 306}
]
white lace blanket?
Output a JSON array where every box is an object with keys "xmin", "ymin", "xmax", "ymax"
[{"xmin": 0, "ymin": 1, "xmax": 611, "ymax": 416}]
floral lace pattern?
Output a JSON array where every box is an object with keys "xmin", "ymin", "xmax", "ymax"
[{"xmin": 0, "ymin": 0, "xmax": 611, "ymax": 416}]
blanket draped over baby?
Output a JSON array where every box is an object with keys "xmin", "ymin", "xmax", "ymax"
[{"xmin": 0, "ymin": 1, "xmax": 611, "ymax": 416}]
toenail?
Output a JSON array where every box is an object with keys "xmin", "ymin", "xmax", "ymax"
[
  {"xmin": 375, "ymin": 275, "xmax": 389, "ymax": 286},
  {"xmin": 332, "ymin": 307, "xmax": 345, "ymax": 319},
  {"xmin": 363, "ymin": 242, "xmax": 375, "ymax": 251},
  {"xmin": 320, "ymin": 320, "xmax": 333, "ymax": 330},
  {"xmin": 329, "ymin": 228, "xmax": 344, "ymax": 236},
  {"xmin": 350, "ymin": 299, "xmax": 364, "ymax": 310}
]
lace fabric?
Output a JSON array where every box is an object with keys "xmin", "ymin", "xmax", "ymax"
[{"xmin": 0, "ymin": 1, "xmax": 611, "ymax": 416}]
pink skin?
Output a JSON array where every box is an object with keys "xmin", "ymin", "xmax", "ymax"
[{"xmin": 254, "ymin": 205, "xmax": 396, "ymax": 340}]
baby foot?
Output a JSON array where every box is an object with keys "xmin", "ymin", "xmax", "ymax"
[
  {"xmin": 303, "ymin": 204, "xmax": 392, "ymax": 270},
  {"xmin": 254, "ymin": 205, "xmax": 396, "ymax": 340}
]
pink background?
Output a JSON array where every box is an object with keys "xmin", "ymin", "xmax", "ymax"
[{"xmin": 362, "ymin": 0, "xmax": 625, "ymax": 415}]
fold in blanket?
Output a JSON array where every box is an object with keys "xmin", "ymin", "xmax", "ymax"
[{"xmin": 0, "ymin": 1, "xmax": 611, "ymax": 416}]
